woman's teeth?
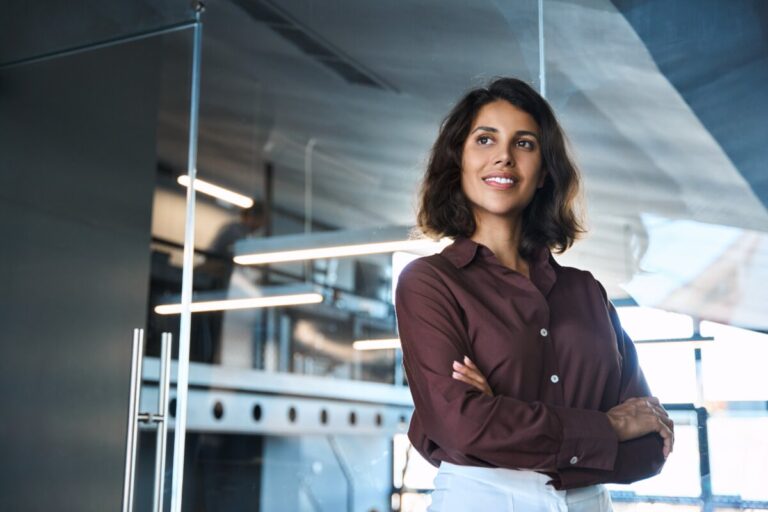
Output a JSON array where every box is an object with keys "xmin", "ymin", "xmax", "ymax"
[{"xmin": 483, "ymin": 177, "xmax": 515, "ymax": 184}]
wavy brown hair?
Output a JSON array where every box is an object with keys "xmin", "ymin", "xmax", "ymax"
[{"xmin": 417, "ymin": 77, "xmax": 584, "ymax": 258}]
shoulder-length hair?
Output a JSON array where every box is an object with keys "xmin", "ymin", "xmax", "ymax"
[{"xmin": 417, "ymin": 77, "xmax": 584, "ymax": 258}]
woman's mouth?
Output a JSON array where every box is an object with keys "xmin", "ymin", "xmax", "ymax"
[{"xmin": 482, "ymin": 176, "xmax": 517, "ymax": 190}]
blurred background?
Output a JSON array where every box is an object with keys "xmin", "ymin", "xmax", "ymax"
[{"xmin": 1, "ymin": 0, "xmax": 767, "ymax": 510}]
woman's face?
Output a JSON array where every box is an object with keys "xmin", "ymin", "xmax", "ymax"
[{"xmin": 460, "ymin": 100, "xmax": 546, "ymax": 221}]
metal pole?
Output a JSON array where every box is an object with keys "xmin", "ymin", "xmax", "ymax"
[
  {"xmin": 327, "ymin": 435, "xmax": 354, "ymax": 512},
  {"xmin": 121, "ymin": 328, "xmax": 145, "ymax": 512},
  {"xmin": 0, "ymin": 21, "xmax": 198, "ymax": 71},
  {"xmin": 304, "ymin": 138, "xmax": 317, "ymax": 282},
  {"xmin": 538, "ymin": 0, "xmax": 546, "ymax": 98},
  {"xmin": 697, "ymin": 406, "xmax": 713, "ymax": 511},
  {"xmin": 169, "ymin": 7, "xmax": 203, "ymax": 512},
  {"xmin": 152, "ymin": 333, "xmax": 173, "ymax": 512}
]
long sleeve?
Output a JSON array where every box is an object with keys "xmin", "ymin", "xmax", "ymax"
[
  {"xmin": 395, "ymin": 260, "xmax": 619, "ymax": 473},
  {"xmin": 556, "ymin": 281, "xmax": 667, "ymax": 489}
]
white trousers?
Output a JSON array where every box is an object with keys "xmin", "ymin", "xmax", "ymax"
[{"xmin": 428, "ymin": 462, "xmax": 613, "ymax": 512}]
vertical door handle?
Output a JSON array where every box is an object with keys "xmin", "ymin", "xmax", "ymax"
[
  {"xmin": 122, "ymin": 328, "xmax": 145, "ymax": 512},
  {"xmin": 152, "ymin": 332, "xmax": 173, "ymax": 512}
]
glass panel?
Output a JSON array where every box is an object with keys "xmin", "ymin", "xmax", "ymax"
[
  {"xmin": 708, "ymin": 411, "xmax": 768, "ymax": 502},
  {"xmin": 606, "ymin": 409, "xmax": 702, "ymax": 499},
  {"xmin": 136, "ymin": 26, "xmax": 196, "ymax": 511},
  {"xmin": 167, "ymin": 0, "xmax": 540, "ymax": 510},
  {"xmin": 543, "ymin": 0, "xmax": 768, "ymax": 509},
  {"xmin": 0, "ymin": 24, "xmax": 193, "ymax": 511},
  {"xmin": 700, "ymin": 321, "xmax": 768, "ymax": 402},
  {"xmin": 634, "ymin": 344, "xmax": 698, "ymax": 404}
]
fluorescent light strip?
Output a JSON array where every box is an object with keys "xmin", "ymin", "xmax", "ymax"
[
  {"xmin": 235, "ymin": 239, "xmax": 446, "ymax": 265},
  {"xmin": 177, "ymin": 174, "xmax": 254, "ymax": 209},
  {"xmin": 352, "ymin": 338, "xmax": 401, "ymax": 351},
  {"xmin": 155, "ymin": 292, "xmax": 323, "ymax": 315}
]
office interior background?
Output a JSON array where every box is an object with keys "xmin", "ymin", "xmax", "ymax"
[{"xmin": 1, "ymin": 0, "xmax": 767, "ymax": 510}]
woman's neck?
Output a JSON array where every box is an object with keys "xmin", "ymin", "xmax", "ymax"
[{"xmin": 469, "ymin": 213, "xmax": 529, "ymax": 276}]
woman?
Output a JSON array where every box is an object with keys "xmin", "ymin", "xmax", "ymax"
[{"xmin": 394, "ymin": 77, "xmax": 674, "ymax": 511}]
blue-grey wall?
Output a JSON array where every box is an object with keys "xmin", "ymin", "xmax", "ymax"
[{"xmin": 0, "ymin": 31, "xmax": 164, "ymax": 512}]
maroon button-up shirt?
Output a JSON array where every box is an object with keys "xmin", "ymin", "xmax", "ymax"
[{"xmin": 394, "ymin": 236, "xmax": 666, "ymax": 490}]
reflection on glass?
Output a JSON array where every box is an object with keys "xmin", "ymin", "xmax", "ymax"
[{"xmin": 137, "ymin": 0, "xmax": 768, "ymax": 509}]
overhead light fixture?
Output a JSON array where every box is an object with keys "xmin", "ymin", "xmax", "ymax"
[
  {"xmin": 177, "ymin": 174, "xmax": 254, "ymax": 208},
  {"xmin": 234, "ymin": 226, "xmax": 450, "ymax": 266},
  {"xmin": 352, "ymin": 338, "xmax": 401, "ymax": 351},
  {"xmin": 155, "ymin": 293, "xmax": 322, "ymax": 315},
  {"xmin": 154, "ymin": 284, "xmax": 323, "ymax": 315}
]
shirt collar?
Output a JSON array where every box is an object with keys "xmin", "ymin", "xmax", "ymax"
[
  {"xmin": 441, "ymin": 236, "xmax": 559, "ymax": 296},
  {"xmin": 440, "ymin": 236, "xmax": 480, "ymax": 269}
]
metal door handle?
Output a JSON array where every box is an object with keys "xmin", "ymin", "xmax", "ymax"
[
  {"xmin": 122, "ymin": 328, "xmax": 144, "ymax": 512},
  {"xmin": 152, "ymin": 332, "xmax": 173, "ymax": 512}
]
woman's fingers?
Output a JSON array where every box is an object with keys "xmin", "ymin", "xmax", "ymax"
[
  {"xmin": 640, "ymin": 399, "xmax": 674, "ymax": 457},
  {"xmin": 452, "ymin": 360, "xmax": 486, "ymax": 389},
  {"xmin": 657, "ymin": 418, "xmax": 674, "ymax": 458},
  {"xmin": 452, "ymin": 370, "xmax": 479, "ymax": 388},
  {"xmin": 452, "ymin": 359, "xmax": 492, "ymax": 396},
  {"xmin": 608, "ymin": 397, "xmax": 675, "ymax": 457},
  {"xmin": 463, "ymin": 356, "xmax": 480, "ymax": 370}
]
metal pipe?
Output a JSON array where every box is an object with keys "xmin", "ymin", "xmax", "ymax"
[
  {"xmin": 304, "ymin": 138, "xmax": 317, "ymax": 282},
  {"xmin": 153, "ymin": 333, "xmax": 173, "ymax": 512},
  {"xmin": 169, "ymin": 9, "xmax": 203, "ymax": 512},
  {"xmin": 0, "ymin": 21, "xmax": 198, "ymax": 71},
  {"xmin": 538, "ymin": 0, "xmax": 546, "ymax": 98},
  {"xmin": 327, "ymin": 435, "xmax": 354, "ymax": 512},
  {"xmin": 121, "ymin": 328, "xmax": 145, "ymax": 512}
]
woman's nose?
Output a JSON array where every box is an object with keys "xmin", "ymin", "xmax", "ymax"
[{"xmin": 494, "ymin": 147, "xmax": 514, "ymax": 167}]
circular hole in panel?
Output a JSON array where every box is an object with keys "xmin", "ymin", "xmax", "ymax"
[
  {"xmin": 213, "ymin": 401, "xmax": 224, "ymax": 420},
  {"xmin": 252, "ymin": 403, "xmax": 262, "ymax": 422},
  {"xmin": 288, "ymin": 406, "xmax": 297, "ymax": 423}
]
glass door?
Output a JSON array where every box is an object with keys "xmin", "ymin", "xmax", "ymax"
[{"xmin": 156, "ymin": 1, "xmax": 540, "ymax": 511}]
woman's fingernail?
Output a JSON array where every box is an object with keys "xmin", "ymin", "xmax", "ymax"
[
  {"xmin": 452, "ymin": 371, "xmax": 460, "ymax": 378},
  {"xmin": 464, "ymin": 355, "xmax": 470, "ymax": 363},
  {"xmin": 452, "ymin": 361, "xmax": 461, "ymax": 369}
]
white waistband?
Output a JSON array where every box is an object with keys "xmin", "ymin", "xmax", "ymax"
[{"xmin": 437, "ymin": 461, "xmax": 605, "ymax": 500}]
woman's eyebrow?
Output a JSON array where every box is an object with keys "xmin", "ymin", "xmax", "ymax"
[
  {"xmin": 471, "ymin": 126, "xmax": 540, "ymax": 139},
  {"xmin": 471, "ymin": 125, "xmax": 499, "ymax": 133}
]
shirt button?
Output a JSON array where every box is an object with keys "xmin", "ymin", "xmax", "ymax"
[
  {"xmin": 540, "ymin": 328, "xmax": 548, "ymax": 337},
  {"xmin": 570, "ymin": 456, "xmax": 579, "ymax": 465},
  {"xmin": 550, "ymin": 375, "xmax": 560, "ymax": 383}
]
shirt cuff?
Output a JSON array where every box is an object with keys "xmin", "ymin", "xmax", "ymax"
[{"xmin": 551, "ymin": 406, "xmax": 618, "ymax": 471}]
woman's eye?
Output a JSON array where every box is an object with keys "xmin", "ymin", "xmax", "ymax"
[
  {"xmin": 517, "ymin": 139, "xmax": 535, "ymax": 149},
  {"xmin": 477, "ymin": 135, "xmax": 493, "ymax": 145}
]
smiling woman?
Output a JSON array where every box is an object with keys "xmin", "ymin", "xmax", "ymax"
[
  {"xmin": 417, "ymin": 78, "xmax": 584, "ymax": 264},
  {"xmin": 396, "ymin": 77, "xmax": 673, "ymax": 511},
  {"xmin": 462, "ymin": 102, "xmax": 546, "ymax": 216}
]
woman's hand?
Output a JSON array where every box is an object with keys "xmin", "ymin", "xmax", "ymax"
[
  {"xmin": 452, "ymin": 356, "xmax": 493, "ymax": 396},
  {"xmin": 606, "ymin": 396, "xmax": 675, "ymax": 458}
]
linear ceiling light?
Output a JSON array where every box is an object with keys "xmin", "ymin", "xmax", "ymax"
[
  {"xmin": 234, "ymin": 226, "xmax": 450, "ymax": 266},
  {"xmin": 154, "ymin": 292, "xmax": 323, "ymax": 315},
  {"xmin": 177, "ymin": 174, "xmax": 254, "ymax": 208},
  {"xmin": 352, "ymin": 338, "xmax": 401, "ymax": 351}
]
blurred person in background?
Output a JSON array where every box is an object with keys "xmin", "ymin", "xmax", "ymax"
[{"xmin": 193, "ymin": 201, "xmax": 266, "ymax": 362}]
